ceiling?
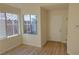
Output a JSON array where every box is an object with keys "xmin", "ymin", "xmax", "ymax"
[{"xmin": 5, "ymin": 3, "xmax": 68, "ymax": 10}]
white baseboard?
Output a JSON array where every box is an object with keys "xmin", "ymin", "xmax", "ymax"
[
  {"xmin": 48, "ymin": 40, "xmax": 67, "ymax": 43},
  {"xmin": 23, "ymin": 42, "xmax": 41, "ymax": 48},
  {"xmin": 41, "ymin": 40, "xmax": 47, "ymax": 47}
]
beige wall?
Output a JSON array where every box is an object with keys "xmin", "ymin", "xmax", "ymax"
[
  {"xmin": 2, "ymin": 5, "xmax": 47, "ymax": 47},
  {"xmin": 20, "ymin": 6, "xmax": 48, "ymax": 47},
  {"xmin": 67, "ymin": 4, "xmax": 79, "ymax": 55},
  {"xmin": 21, "ymin": 6, "xmax": 68, "ymax": 47},
  {"xmin": 21, "ymin": 6, "xmax": 42, "ymax": 47},
  {"xmin": 0, "ymin": 35, "xmax": 22, "ymax": 54},
  {"xmin": 48, "ymin": 8, "xmax": 68, "ymax": 43},
  {"xmin": 40, "ymin": 7, "xmax": 48, "ymax": 46},
  {"xmin": 0, "ymin": 4, "xmax": 20, "ymax": 14},
  {"xmin": 0, "ymin": 4, "xmax": 22, "ymax": 54}
]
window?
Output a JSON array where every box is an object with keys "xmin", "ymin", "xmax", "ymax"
[
  {"xmin": 0, "ymin": 12, "xmax": 6, "ymax": 38},
  {"xmin": 6, "ymin": 13, "xmax": 18, "ymax": 36},
  {"xmin": 0, "ymin": 12, "xmax": 19, "ymax": 38},
  {"xmin": 24, "ymin": 14, "xmax": 37, "ymax": 34}
]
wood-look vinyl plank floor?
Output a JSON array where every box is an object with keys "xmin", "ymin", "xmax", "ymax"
[{"xmin": 3, "ymin": 41, "xmax": 67, "ymax": 55}]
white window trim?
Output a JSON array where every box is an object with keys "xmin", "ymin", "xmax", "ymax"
[
  {"xmin": 0, "ymin": 37, "xmax": 6, "ymax": 40},
  {"xmin": 6, "ymin": 13, "xmax": 19, "ymax": 37},
  {"xmin": 0, "ymin": 12, "xmax": 20, "ymax": 39},
  {"xmin": 23, "ymin": 14, "xmax": 37, "ymax": 34},
  {"xmin": 7, "ymin": 34, "xmax": 19, "ymax": 38}
]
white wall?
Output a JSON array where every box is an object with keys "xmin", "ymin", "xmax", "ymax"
[
  {"xmin": 20, "ymin": 5, "xmax": 68, "ymax": 47},
  {"xmin": 67, "ymin": 4, "xmax": 79, "ymax": 55},
  {"xmin": 41, "ymin": 7, "xmax": 48, "ymax": 46},
  {"xmin": 48, "ymin": 8, "xmax": 68, "ymax": 43},
  {"xmin": 0, "ymin": 4, "xmax": 22, "ymax": 54},
  {"xmin": 0, "ymin": 35, "xmax": 22, "ymax": 54},
  {"xmin": 20, "ymin": 6, "xmax": 48, "ymax": 47},
  {"xmin": 21, "ymin": 6, "xmax": 42, "ymax": 47}
]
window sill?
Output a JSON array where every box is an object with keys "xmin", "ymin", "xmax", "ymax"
[
  {"xmin": 7, "ymin": 34, "xmax": 19, "ymax": 38},
  {"xmin": 0, "ymin": 37, "xmax": 6, "ymax": 40}
]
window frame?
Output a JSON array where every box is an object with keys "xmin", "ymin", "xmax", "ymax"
[
  {"xmin": 0, "ymin": 12, "xmax": 7, "ymax": 39},
  {"xmin": 23, "ymin": 14, "xmax": 37, "ymax": 34},
  {"xmin": 5, "ymin": 13, "xmax": 19, "ymax": 37},
  {"xmin": 0, "ymin": 11, "xmax": 20, "ymax": 39}
]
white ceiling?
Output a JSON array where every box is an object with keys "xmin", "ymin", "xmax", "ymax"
[{"xmin": 5, "ymin": 3, "xmax": 68, "ymax": 10}]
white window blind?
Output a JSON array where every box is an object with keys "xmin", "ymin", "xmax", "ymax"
[
  {"xmin": 24, "ymin": 14, "xmax": 37, "ymax": 34},
  {"xmin": 0, "ymin": 12, "xmax": 6, "ymax": 39},
  {"xmin": 0, "ymin": 11, "xmax": 19, "ymax": 39},
  {"xmin": 6, "ymin": 13, "xmax": 18, "ymax": 36}
]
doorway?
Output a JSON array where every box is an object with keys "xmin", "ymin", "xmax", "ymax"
[{"xmin": 48, "ymin": 11, "xmax": 68, "ymax": 43}]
